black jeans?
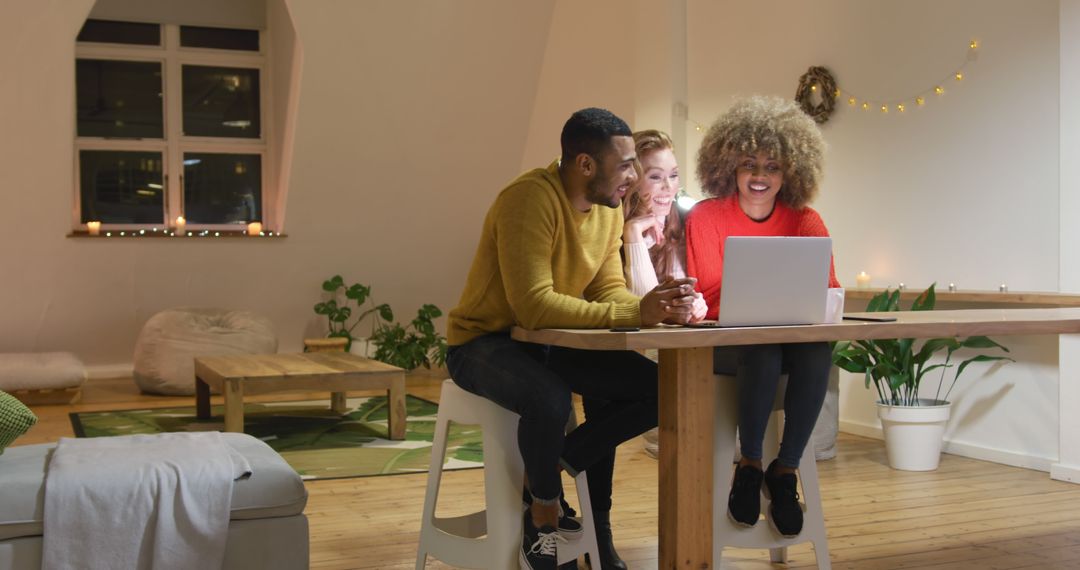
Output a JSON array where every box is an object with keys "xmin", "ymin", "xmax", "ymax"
[
  {"xmin": 447, "ymin": 333, "xmax": 658, "ymax": 512},
  {"xmin": 715, "ymin": 342, "xmax": 832, "ymax": 468}
]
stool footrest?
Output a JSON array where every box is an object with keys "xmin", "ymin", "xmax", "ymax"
[{"xmin": 432, "ymin": 511, "xmax": 488, "ymax": 539}]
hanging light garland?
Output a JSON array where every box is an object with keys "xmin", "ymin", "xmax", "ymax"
[
  {"xmin": 839, "ymin": 39, "xmax": 979, "ymax": 116},
  {"xmin": 687, "ymin": 39, "xmax": 980, "ymax": 131}
]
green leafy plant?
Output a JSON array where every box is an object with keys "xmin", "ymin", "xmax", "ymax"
[
  {"xmin": 313, "ymin": 275, "xmax": 392, "ymax": 351},
  {"xmin": 370, "ymin": 303, "xmax": 448, "ymax": 371},
  {"xmin": 314, "ymin": 275, "xmax": 447, "ymax": 370},
  {"xmin": 831, "ymin": 283, "xmax": 1014, "ymax": 406}
]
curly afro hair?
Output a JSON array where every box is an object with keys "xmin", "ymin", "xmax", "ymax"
[{"xmin": 696, "ymin": 95, "xmax": 826, "ymax": 209}]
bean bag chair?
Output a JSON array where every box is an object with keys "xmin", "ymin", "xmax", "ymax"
[{"xmin": 133, "ymin": 308, "xmax": 277, "ymax": 395}]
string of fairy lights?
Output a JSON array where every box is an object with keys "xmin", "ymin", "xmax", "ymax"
[
  {"xmin": 78, "ymin": 218, "xmax": 282, "ymax": 238},
  {"xmin": 88, "ymin": 228, "xmax": 282, "ymax": 238},
  {"xmin": 687, "ymin": 39, "xmax": 980, "ymax": 131}
]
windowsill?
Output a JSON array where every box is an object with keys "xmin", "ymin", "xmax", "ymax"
[{"xmin": 68, "ymin": 230, "xmax": 287, "ymax": 239}]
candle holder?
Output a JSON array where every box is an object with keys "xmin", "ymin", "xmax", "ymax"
[
  {"xmin": 86, "ymin": 221, "xmax": 101, "ymax": 236},
  {"xmin": 898, "ymin": 282, "xmax": 906, "ymax": 291},
  {"xmin": 948, "ymin": 283, "xmax": 956, "ymax": 292},
  {"xmin": 855, "ymin": 271, "xmax": 871, "ymax": 289},
  {"xmin": 999, "ymin": 283, "xmax": 1008, "ymax": 292},
  {"xmin": 247, "ymin": 221, "xmax": 263, "ymax": 236}
]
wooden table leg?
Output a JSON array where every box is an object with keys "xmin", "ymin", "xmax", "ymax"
[
  {"xmin": 387, "ymin": 372, "xmax": 406, "ymax": 440},
  {"xmin": 330, "ymin": 392, "xmax": 348, "ymax": 414},
  {"xmin": 658, "ymin": 347, "xmax": 716, "ymax": 569},
  {"xmin": 224, "ymin": 378, "xmax": 244, "ymax": 433},
  {"xmin": 196, "ymin": 377, "xmax": 211, "ymax": 420}
]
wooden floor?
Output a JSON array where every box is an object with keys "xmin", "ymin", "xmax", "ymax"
[{"xmin": 16, "ymin": 375, "xmax": 1080, "ymax": 569}]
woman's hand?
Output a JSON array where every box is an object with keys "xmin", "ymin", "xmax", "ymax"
[
  {"xmin": 690, "ymin": 292, "xmax": 708, "ymax": 323},
  {"xmin": 623, "ymin": 215, "xmax": 663, "ymax": 245}
]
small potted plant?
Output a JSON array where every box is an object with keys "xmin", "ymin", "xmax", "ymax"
[
  {"xmin": 831, "ymin": 283, "xmax": 1014, "ymax": 470},
  {"xmin": 370, "ymin": 303, "xmax": 448, "ymax": 371},
  {"xmin": 311, "ymin": 275, "xmax": 392, "ymax": 354},
  {"xmin": 312, "ymin": 275, "xmax": 448, "ymax": 371}
]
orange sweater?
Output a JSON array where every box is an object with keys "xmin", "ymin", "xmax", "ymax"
[{"xmin": 685, "ymin": 194, "xmax": 841, "ymax": 320}]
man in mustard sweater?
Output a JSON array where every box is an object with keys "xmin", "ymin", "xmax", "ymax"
[{"xmin": 447, "ymin": 108, "xmax": 697, "ymax": 570}]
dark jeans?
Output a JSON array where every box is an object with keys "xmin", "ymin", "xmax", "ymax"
[
  {"xmin": 715, "ymin": 342, "xmax": 831, "ymax": 468},
  {"xmin": 447, "ymin": 333, "xmax": 658, "ymax": 512}
]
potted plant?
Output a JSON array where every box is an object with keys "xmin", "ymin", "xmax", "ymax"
[
  {"xmin": 370, "ymin": 303, "xmax": 448, "ymax": 371},
  {"xmin": 831, "ymin": 283, "xmax": 1014, "ymax": 470},
  {"xmin": 312, "ymin": 275, "xmax": 448, "ymax": 371},
  {"xmin": 312, "ymin": 275, "xmax": 392, "ymax": 354}
]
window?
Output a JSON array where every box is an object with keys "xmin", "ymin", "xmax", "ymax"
[{"xmin": 75, "ymin": 19, "xmax": 268, "ymax": 233}]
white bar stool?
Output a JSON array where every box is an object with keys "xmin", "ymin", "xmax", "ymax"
[
  {"xmin": 712, "ymin": 374, "xmax": 831, "ymax": 569},
  {"xmin": 416, "ymin": 379, "xmax": 600, "ymax": 569}
]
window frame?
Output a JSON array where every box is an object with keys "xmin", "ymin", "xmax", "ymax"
[{"xmin": 74, "ymin": 22, "xmax": 271, "ymax": 233}]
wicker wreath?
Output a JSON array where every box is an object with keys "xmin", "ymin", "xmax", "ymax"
[{"xmin": 795, "ymin": 66, "xmax": 837, "ymax": 124}]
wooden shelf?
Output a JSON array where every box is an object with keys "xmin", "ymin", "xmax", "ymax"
[{"xmin": 846, "ymin": 287, "xmax": 1080, "ymax": 307}]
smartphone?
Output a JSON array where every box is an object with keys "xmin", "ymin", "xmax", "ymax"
[
  {"xmin": 842, "ymin": 315, "xmax": 898, "ymax": 322},
  {"xmin": 682, "ymin": 321, "xmax": 724, "ymax": 328},
  {"xmin": 609, "ymin": 326, "xmax": 640, "ymax": 332}
]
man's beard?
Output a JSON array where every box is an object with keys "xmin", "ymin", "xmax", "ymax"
[{"xmin": 584, "ymin": 170, "xmax": 620, "ymax": 209}]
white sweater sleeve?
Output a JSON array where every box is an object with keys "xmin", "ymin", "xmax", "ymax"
[{"xmin": 623, "ymin": 241, "xmax": 660, "ymax": 297}]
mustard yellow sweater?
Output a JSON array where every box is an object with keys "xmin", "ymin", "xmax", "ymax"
[{"xmin": 447, "ymin": 162, "xmax": 642, "ymax": 345}]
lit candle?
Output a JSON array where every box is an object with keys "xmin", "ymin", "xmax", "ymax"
[
  {"xmin": 855, "ymin": 271, "xmax": 871, "ymax": 289},
  {"xmin": 174, "ymin": 216, "xmax": 186, "ymax": 235},
  {"xmin": 247, "ymin": 221, "xmax": 263, "ymax": 236},
  {"xmin": 86, "ymin": 221, "xmax": 101, "ymax": 236}
]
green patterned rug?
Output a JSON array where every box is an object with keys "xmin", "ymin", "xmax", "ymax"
[{"xmin": 69, "ymin": 395, "xmax": 483, "ymax": 481}]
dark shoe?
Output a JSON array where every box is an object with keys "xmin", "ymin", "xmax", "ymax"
[
  {"xmin": 585, "ymin": 510, "xmax": 627, "ymax": 570},
  {"xmin": 763, "ymin": 459, "xmax": 803, "ymax": 538},
  {"xmin": 727, "ymin": 462, "xmax": 764, "ymax": 527},
  {"xmin": 522, "ymin": 489, "xmax": 584, "ymax": 539},
  {"xmin": 521, "ymin": 509, "xmax": 562, "ymax": 570}
]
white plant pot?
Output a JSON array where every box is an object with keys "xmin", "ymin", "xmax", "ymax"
[
  {"xmin": 349, "ymin": 337, "xmax": 372, "ymax": 358},
  {"xmin": 876, "ymin": 399, "xmax": 951, "ymax": 471}
]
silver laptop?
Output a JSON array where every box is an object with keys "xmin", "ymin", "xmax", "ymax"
[{"xmin": 716, "ymin": 236, "xmax": 832, "ymax": 327}]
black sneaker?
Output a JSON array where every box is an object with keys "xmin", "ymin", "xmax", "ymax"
[
  {"xmin": 763, "ymin": 459, "xmax": 804, "ymax": 538},
  {"xmin": 520, "ymin": 510, "xmax": 563, "ymax": 570},
  {"xmin": 522, "ymin": 489, "xmax": 584, "ymax": 539},
  {"xmin": 727, "ymin": 463, "xmax": 764, "ymax": 527}
]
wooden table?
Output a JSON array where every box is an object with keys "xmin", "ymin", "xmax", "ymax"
[
  {"xmin": 513, "ymin": 307, "xmax": 1080, "ymax": 569},
  {"xmin": 194, "ymin": 352, "xmax": 407, "ymax": 438}
]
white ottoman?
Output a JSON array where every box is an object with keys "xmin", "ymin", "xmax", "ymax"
[
  {"xmin": 0, "ymin": 353, "xmax": 86, "ymax": 405},
  {"xmin": 133, "ymin": 308, "xmax": 278, "ymax": 396},
  {"xmin": 0, "ymin": 433, "xmax": 309, "ymax": 570}
]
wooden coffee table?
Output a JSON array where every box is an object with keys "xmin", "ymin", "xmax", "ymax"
[{"xmin": 194, "ymin": 352, "xmax": 407, "ymax": 439}]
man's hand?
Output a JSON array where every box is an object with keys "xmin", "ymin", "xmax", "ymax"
[{"xmin": 640, "ymin": 277, "xmax": 698, "ymax": 326}]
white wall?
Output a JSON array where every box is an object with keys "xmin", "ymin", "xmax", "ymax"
[
  {"xmin": 520, "ymin": 0, "xmax": 690, "ymax": 173},
  {"xmin": 688, "ymin": 0, "xmax": 1059, "ymax": 292},
  {"xmin": 0, "ymin": 0, "xmax": 553, "ymax": 371},
  {"xmin": 89, "ymin": 0, "xmax": 265, "ymax": 28},
  {"xmin": 685, "ymin": 0, "xmax": 1063, "ymax": 469},
  {"xmin": 520, "ymin": 0, "xmax": 635, "ymax": 170}
]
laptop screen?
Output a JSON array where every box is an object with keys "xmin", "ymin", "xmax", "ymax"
[{"xmin": 716, "ymin": 236, "xmax": 832, "ymax": 327}]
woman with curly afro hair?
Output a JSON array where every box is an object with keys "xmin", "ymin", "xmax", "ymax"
[{"xmin": 685, "ymin": 95, "xmax": 841, "ymax": 538}]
